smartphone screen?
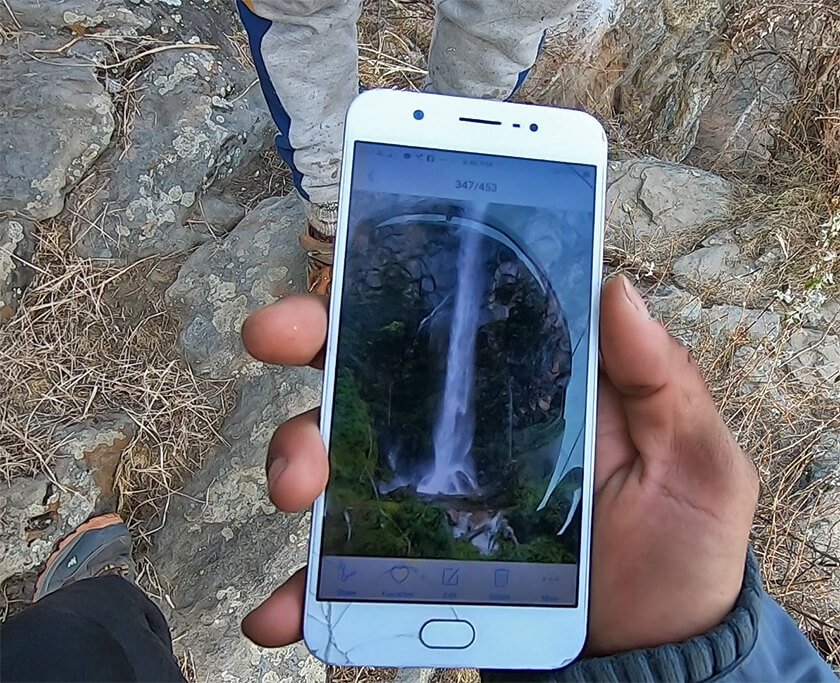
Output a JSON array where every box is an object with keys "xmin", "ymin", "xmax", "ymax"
[{"xmin": 317, "ymin": 141, "xmax": 596, "ymax": 608}]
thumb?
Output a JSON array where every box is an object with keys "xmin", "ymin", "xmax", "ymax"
[
  {"xmin": 241, "ymin": 568, "xmax": 306, "ymax": 647},
  {"xmin": 599, "ymin": 275, "xmax": 677, "ymax": 400},
  {"xmin": 599, "ymin": 276, "xmax": 743, "ymax": 485}
]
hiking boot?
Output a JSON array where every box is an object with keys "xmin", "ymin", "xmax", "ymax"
[
  {"xmin": 300, "ymin": 202, "xmax": 337, "ymax": 296},
  {"xmin": 34, "ymin": 513, "xmax": 135, "ymax": 601}
]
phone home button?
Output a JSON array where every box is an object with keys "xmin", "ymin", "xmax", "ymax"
[{"xmin": 419, "ymin": 619, "xmax": 476, "ymax": 649}]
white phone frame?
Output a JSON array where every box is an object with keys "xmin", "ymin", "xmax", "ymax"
[{"xmin": 304, "ymin": 89, "xmax": 607, "ymax": 670}]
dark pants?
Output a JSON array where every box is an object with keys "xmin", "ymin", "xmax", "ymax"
[{"xmin": 0, "ymin": 576, "xmax": 185, "ymax": 682}]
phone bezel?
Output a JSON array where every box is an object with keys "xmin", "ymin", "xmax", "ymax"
[{"xmin": 304, "ymin": 89, "xmax": 607, "ymax": 670}]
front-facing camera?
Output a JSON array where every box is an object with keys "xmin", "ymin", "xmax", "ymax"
[
  {"xmin": 529, "ymin": 123, "xmax": 539, "ymax": 132},
  {"xmin": 413, "ymin": 110, "xmax": 424, "ymax": 120}
]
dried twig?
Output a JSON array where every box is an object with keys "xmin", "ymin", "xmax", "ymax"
[
  {"xmin": 1, "ymin": 0, "xmax": 22, "ymax": 29},
  {"xmin": 98, "ymin": 42, "xmax": 219, "ymax": 71}
]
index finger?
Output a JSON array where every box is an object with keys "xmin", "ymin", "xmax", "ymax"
[{"xmin": 242, "ymin": 295, "xmax": 329, "ymax": 367}]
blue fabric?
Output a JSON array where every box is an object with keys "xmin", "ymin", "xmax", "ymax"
[
  {"xmin": 235, "ymin": 0, "xmax": 308, "ymax": 199},
  {"xmin": 484, "ymin": 551, "xmax": 837, "ymax": 682},
  {"xmin": 730, "ymin": 594, "xmax": 837, "ymax": 682},
  {"xmin": 508, "ymin": 30, "xmax": 546, "ymax": 100}
]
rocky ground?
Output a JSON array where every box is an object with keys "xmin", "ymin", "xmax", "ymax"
[{"xmin": 1, "ymin": 0, "xmax": 838, "ymax": 681}]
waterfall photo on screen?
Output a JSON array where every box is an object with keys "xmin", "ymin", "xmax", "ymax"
[{"xmin": 323, "ymin": 155, "xmax": 595, "ymax": 566}]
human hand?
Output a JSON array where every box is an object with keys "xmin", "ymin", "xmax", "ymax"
[
  {"xmin": 238, "ymin": 276, "xmax": 758, "ymax": 656},
  {"xmin": 586, "ymin": 275, "xmax": 758, "ymax": 653}
]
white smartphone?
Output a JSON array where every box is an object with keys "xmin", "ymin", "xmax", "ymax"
[{"xmin": 304, "ymin": 90, "xmax": 606, "ymax": 670}]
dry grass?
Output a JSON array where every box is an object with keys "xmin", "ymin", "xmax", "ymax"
[
  {"xmin": 692, "ymin": 11, "xmax": 840, "ymax": 665},
  {"xmin": 327, "ymin": 666, "xmax": 398, "ymax": 682},
  {"xmin": 358, "ymin": 0, "xmax": 433, "ymax": 91},
  {"xmin": 727, "ymin": 1, "xmax": 840, "ymax": 190},
  {"xmin": 0, "ymin": 221, "xmax": 233, "ymax": 541},
  {"xmin": 228, "ymin": 147, "xmax": 294, "ymax": 211},
  {"xmin": 616, "ymin": 7, "xmax": 840, "ymax": 663},
  {"xmin": 719, "ymin": 0, "xmax": 840, "ymax": 320},
  {"xmin": 648, "ymin": 297, "xmax": 840, "ymax": 663},
  {"xmin": 600, "ymin": 0, "xmax": 840, "ymax": 666},
  {"xmin": 0, "ymin": 4, "xmax": 250, "ymax": 526},
  {"xmin": 430, "ymin": 669, "xmax": 481, "ymax": 683},
  {"xmin": 0, "ymin": 19, "xmax": 238, "ymax": 552}
]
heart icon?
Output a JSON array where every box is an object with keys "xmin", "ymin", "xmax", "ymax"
[{"xmin": 389, "ymin": 565, "xmax": 411, "ymax": 583}]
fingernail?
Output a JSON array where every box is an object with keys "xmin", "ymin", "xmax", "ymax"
[
  {"xmin": 620, "ymin": 275, "xmax": 650, "ymax": 318},
  {"xmin": 268, "ymin": 457, "xmax": 287, "ymax": 484}
]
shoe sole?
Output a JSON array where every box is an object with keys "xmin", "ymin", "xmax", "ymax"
[{"xmin": 34, "ymin": 513, "xmax": 124, "ymax": 599}]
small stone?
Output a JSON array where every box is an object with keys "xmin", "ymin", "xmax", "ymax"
[
  {"xmin": 803, "ymin": 298, "xmax": 840, "ymax": 333},
  {"xmin": 701, "ymin": 229, "xmax": 738, "ymax": 247},
  {"xmin": 0, "ymin": 414, "xmax": 134, "ymax": 584},
  {"xmin": 809, "ymin": 432, "xmax": 840, "ymax": 485},
  {"xmin": 55, "ymin": 415, "xmax": 136, "ymax": 509},
  {"xmin": 648, "ymin": 285, "xmax": 702, "ymax": 325},
  {"xmin": 782, "ymin": 329, "xmax": 840, "ymax": 399},
  {"xmin": 703, "ymin": 305, "xmax": 782, "ymax": 344},
  {"xmin": 672, "ymin": 244, "xmax": 758, "ymax": 293},
  {"xmin": 0, "ymin": 216, "xmax": 36, "ymax": 323},
  {"xmin": 189, "ymin": 194, "xmax": 245, "ymax": 235},
  {"xmin": 647, "ymin": 285, "xmax": 702, "ymax": 346}
]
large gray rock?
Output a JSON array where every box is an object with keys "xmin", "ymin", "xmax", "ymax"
[
  {"xmin": 0, "ymin": 58, "xmax": 114, "ymax": 220},
  {"xmin": 688, "ymin": 54, "xmax": 797, "ymax": 172},
  {"xmin": 166, "ymin": 195, "xmax": 303, "ymax": 380},
  {"xmin": 606, "ymin": 159, "xmax": 735, "ymax": 245},
  {"xmin": 0, "ymin": 415, "xmax": 135, "ymax": 584},
  {"xmin": 0, "ymin": 215, "xmax": 36, "ymax": 321},
  {"xmin": 152, "ymin": 194, "xmax": 324, "ymax": 679},
  {"xmin": 71, "ymin": 45, "xmax": 273, "ymax": 261},
  {"xmin": 2, "ymin": 0, "xmax": 153, "ymax": 34},
  {"xmin": 151, "ymin": 368, "xmax": 323, "ymax": 683},
  {"xmin": 538, "ymin": 0, "xmax": 730, "ymax": 160}
]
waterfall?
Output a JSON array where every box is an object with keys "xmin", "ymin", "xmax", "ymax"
[{"xmin": 417, "ymin": 227, "xmax": 482, "ymax": 496}]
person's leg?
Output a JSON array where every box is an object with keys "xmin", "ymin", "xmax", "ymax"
[
  {"xmin": 236, "ymin": 0, "xmax": 363, "ymax": 294},
  {"xmin": 426, "ymin": 0, "xmax": 614, "ymax": 100},
  {"xmin": 0, "ymin": 514, "xmax": 184, "ymax": 683},
  {"xmin": 1, "ymin": 576, "xmax": 184, "ymax": 683}
]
